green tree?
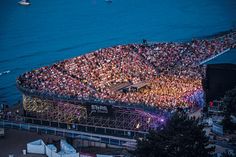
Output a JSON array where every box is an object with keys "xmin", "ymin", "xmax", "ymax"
[{"xmin": 134, "ymin": 112, "xmax": 214, "ymax": 157}]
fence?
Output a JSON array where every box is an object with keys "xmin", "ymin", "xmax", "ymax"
[{"xmin": 0, "ymin": 119, "xmax": 137, "ymax": 150}]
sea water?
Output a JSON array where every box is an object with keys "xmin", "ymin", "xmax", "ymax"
[{"xmin": 0, "ymin": 0, "xmax": 236, "ymax": 105}]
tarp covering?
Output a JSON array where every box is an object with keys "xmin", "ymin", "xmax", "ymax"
[{"xmin": 27, "ymin": 139, "xmax": 46, "ymax": 154}]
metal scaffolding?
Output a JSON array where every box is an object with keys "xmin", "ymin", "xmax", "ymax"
[
  {"xmin": 23, "ymin": 95, "xmax": 87, "ymax": 123},
  {"xmin": 23, "ymin": 94, "xmax": 164, "ymax": 133}
]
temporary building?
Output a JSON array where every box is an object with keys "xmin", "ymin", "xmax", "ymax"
[
  {"xmin": 46, "ymin": 144, "xmax": 57, "ymax": 157},
  {"xmin": 27, "ymin": 139, "xmax": 46, "ymax": 154}
]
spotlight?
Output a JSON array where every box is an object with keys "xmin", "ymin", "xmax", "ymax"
[
  {"xmin": 147, "ymin": 117, "xmax": 151, "ymax": 124},
  {"xmin": 136, "ymin": 123, "xmax": 140, "ymax": 129}
]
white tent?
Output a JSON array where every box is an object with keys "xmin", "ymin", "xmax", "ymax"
[
  {"xmin": 59, "ymin": 140, "xmax": 79, "ymax": 157},
  {"xmin": 57, "ymin": 151, "xmax": 79, "ymax": 157},
  {"xmin": 49, "ymin": 140, "xmax": 79, "ymax": 157},
  {"xmin": 60, "ymin": 140, "xmax": 76, "ymax": 153},
  {"xmin": 26, "ymin": 139, "xmax": 79, "ymax": 157},
  {"xmin": 46, "ymin": 144, "xmax": 57, "ymax": 157},
  {"xmin": 52, "ymin": 151, "xmax": 62, "ymax": 157},
  {"xmin": 27, "ymin": 139, "xmax": 46, "ymax": 154}
]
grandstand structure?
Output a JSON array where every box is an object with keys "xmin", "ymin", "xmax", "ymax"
[
  {"xmin": 18, "ymin": 88, "xmax": 165, "ymax": 138},
  {"xmin": 16, "ymin": 30, "xmax": 236, "ymax": 139}
]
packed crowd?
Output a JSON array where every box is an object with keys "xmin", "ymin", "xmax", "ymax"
[
  {"xmin": 18, "ymin": 65, "xmax": 96, "ymax": 98},
  {"xmin": 100, "ymin": 75, "xmax": 202, "ymax": 109},
  {"xmin": 56, "ymin": 45, "xmax": 157, "ymax": 92},
  {"xmin": 17, "ymin": 30, "xmax": 236, "ymax": 109}
]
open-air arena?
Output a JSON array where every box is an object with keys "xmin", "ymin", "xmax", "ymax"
[
  {"xmin": 2, "ymin": 1, "xmax": 236, "ymax": 156},
  {"xmin": 16, "ymin": 30, "xmax": 236, "ymax": 137}
]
